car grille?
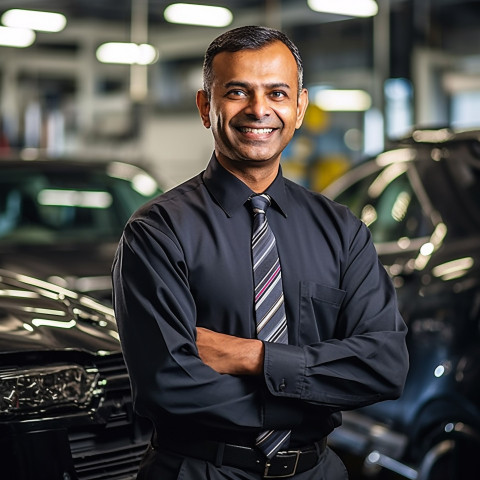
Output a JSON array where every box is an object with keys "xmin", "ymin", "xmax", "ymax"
[
  {"xmin": 69, "ymin": 353, "xmax": 150, "ymax": 480},
  {"xmin": 71, "ymin": 438, "xmax": 148, "ymax": 480}
]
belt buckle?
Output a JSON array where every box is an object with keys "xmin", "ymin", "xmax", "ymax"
[{"xmin": 263, "ymin": 450, "xmax": 301, "ymax": 478}]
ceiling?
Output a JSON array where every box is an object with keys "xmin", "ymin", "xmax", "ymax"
[
  {"xmin": 1, "ymin": 0, "xmax": 479, "ymax": 33},
  {"xmin": 1, "ymin": 0, "xmax": 480, "ymax": 162},
  {"xmin": 2, "ymin": 0, "xmax": 480, "ymax": 101},
  {"xmin": 0, "ymin": 0, "xmax": 312, "ymax": 28},
  {"xmin": 1, "ymin": 1, "xmax": 479, "ymax": 64}
]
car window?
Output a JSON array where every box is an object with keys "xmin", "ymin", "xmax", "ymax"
[
  {"xmin": 418, "ymin": 142, "xmax": 480, "ymax": 237},
  {"xmin": 0, "ymin": 166, "xmax": 161, "ymax": 244},
  {"xmin": 334, "ymin": 166, "xmax": 435, "ymax": 244}
]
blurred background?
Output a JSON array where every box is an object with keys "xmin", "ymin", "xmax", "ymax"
[
  {"xmin": 2, "ymin": 3, "xmax": 480, "ymax": 479},
  {"xmin": 1, "ymin": 0, "xmax": 480, "ymax": 191}
]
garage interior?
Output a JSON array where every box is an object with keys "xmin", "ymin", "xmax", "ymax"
[{"xmin": 1, "ymin": 0, "xmax": 480, "ymax": 188}]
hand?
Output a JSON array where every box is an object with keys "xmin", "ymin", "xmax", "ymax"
[{"xmin": 196, "ymin": 327, "xmax": 264, "ymax": 375}]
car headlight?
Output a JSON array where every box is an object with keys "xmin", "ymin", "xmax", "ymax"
[{"xmin": 0, "ymin": 365, "xmax": 99, "ymax": 415}]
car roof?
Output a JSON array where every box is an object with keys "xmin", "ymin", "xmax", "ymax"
[{"xmin": 389, "ymin": 126, "xmax": 480, "ymax": 147}]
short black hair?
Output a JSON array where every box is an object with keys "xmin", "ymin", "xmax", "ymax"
[{"xmin": 202, "ymin": 25, "xmax": 304, "ymax": 99}]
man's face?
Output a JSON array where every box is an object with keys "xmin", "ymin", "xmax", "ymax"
[{"xmin": 197, "ymin": 41, "xmax": 308, "ymax": 170}]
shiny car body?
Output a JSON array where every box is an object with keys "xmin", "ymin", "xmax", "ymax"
[
  {"xmin": 322, "ymin": 128, "xmax": 480, "ymax": 480},
  {"xmin": 0, "ymin": 156, "xmax": 162, "ymax": 304},
  {"xmin": 0, "ymin": 269, "xmax": 151, "ymax": 479}
]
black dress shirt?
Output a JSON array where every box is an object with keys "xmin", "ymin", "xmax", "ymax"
[{"xmin": 112, "ymin": 154, "xmax": 408, "ymax": 447}]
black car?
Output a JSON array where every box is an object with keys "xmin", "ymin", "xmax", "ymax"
[
  {"xmin": 322, "ymin": 128, "xmax": 480, "ymax": 480},
  {"xmin": 0, "ymin": 156, "xmax": 163, "ymax": 304},
  {"xmin": 0, "ymin": 269, "xmax": 152, "ymax": 479}
]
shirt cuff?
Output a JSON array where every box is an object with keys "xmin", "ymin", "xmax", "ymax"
[{"xmin": 262, "ymin": 342, "xmax": 305, "ymax": 428}]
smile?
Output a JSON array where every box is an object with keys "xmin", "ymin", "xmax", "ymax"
[{"xmin": 239, "ymin": 127, "xmax": 274, "ymax": 134}]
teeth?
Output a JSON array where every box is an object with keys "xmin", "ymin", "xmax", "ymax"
[{"xmin": 240, "ymin": 127, "xmax": 273, "ymax": 134}]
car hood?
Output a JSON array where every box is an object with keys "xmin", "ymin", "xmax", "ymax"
[
  {"xmin": 360, "ymin": 235, "xmax": 480, "ymax": 429},
  {"xmin": 0, "ymin": 242, "xmax": 118, "ymax": 299},
  {"xmin": 378, "ymin": 234, "xmax": 480, "ymax": 286},
  {"xmin": 0, "ymin": 269, "xmax": 120, "ymax": 355}
]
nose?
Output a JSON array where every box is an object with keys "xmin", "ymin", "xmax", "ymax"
[{"xmin": 245, "ymin": 93, "xmax": 271, "ymax": 119}]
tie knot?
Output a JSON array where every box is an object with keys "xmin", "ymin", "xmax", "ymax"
[{"xmin": 250, "ymin": 194, "xmax": 271, "ymax": 215}]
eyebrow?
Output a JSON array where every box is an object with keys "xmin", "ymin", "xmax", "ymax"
[{"xmin": 224, "ymin": 81, "xmax": 292, "ymax": 90}]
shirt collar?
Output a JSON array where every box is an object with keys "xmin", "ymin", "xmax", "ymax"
[{"xmin": 203, "ymin": 153, "xmax": 289, "ymax": 218}]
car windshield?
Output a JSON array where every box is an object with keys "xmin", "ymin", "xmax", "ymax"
[
  {"xmin": 331, "ymin": 141, "xmax": 480, "ymax": 244},
  {"xmin": 418, "ymin": 140, "xmax": 480, "ymax": 237},
  {"xmin": 333, "ymin": 165, "xmax": 435, "ymax": 244},
  {"xmin": 0, "ymin": 163, "xmax": 162, "ymax": 245}
]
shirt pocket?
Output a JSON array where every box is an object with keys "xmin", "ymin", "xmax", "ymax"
[{"xmin": 299, "ymin": 281, "xmax": 346, "ymax": 344}]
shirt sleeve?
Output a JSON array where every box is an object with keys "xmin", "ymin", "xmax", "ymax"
[
  {"xmin": 112, "ymin": 217, "xmax": 303, "ymax": 435},
  {"xmin": 262, "ymin": 217, "xmax": 409, "ymax": 415}
]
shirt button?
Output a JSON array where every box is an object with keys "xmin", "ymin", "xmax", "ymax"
[{"xmin": 279, "ymin": 379, "xmax": 286, "ymax": 391}]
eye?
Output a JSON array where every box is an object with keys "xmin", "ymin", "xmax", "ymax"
[
  {"xmin": 227, "ymin": 89, "xmax": 247, "ymax": 98},
  {"xmin": 271, "ymin": 91, "xmax": 287, "ymax": 100}
]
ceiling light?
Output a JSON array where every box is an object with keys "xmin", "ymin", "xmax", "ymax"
[
  {"xmin": 1, "ymin": 9, "xmax": 67, "ymax": 33},
  {"xmin": 96, "ymin": 42, "xmax": 158, "ymax": 65},
  {"xmin": 308, "ymin": 0, "xmax": 378, "ymax": 17},
  {"xmin": 314, "ymin": 89, "xmax": 372, "ymax": 111},
  {"xmin": 0, "ymin": 26, "xmax": 35, "ymax": 47},
  {"xmin": 164, "ymin": 3, "xmax": 233, "ymax": 27}
]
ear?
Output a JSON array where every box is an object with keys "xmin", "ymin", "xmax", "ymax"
[
  {"xmin": 196, "ymin": 89, "xmax": 211, "ymax": 129},
  {"xmin": 295, "ymin": 88, "xmax": 309, "ymax": 130}
]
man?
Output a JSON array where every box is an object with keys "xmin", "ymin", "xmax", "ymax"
[{"xmin": 112, "ymin": 25, "xmax": 409, "ymax": 479}]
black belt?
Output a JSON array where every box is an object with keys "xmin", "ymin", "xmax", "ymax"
[{"xmin": 153, "ymin": 436, "xmax": 327, "ymax": 478}]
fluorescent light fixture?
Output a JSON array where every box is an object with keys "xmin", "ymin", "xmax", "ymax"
[
  {"xmin": 314, "ymin": 89, "xmax": 372, "ymax": 111},
  {"xmin": 308, "ymin": 0, "xmax": 378, "ymax": 17},
  {"xmin": 164, "ymin": 3, "xmax": 233, "ymax": 27},
  {"xmin": 2, "ymin": 9, "xmax": 67, "ymax": 32},
  {"xmin": 96, "ymin": 42, "xmax": 158, "ymax": 65},
  {"xmin": 0, "ymin": 26, "xmax": 35, "ymax": 47}
]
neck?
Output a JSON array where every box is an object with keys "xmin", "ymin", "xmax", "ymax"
[{"xmin": 216, "ymin": 156, "xmax": 280, "ymax": 193}]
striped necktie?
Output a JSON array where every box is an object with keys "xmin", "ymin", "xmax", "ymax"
[{"xmin": 250, "ymin": 194, "xmax": 290, "ymax": 458}]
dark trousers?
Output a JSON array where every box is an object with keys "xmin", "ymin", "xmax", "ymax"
[{"xmin": 136, "ymin": 443, "xmax": 349, "ymax": 479}]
